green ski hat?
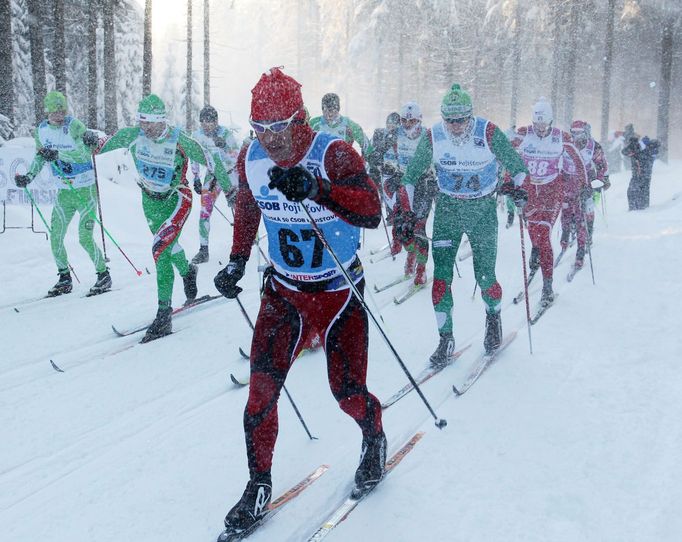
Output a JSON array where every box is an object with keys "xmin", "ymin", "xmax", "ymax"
[
  {"xmin": 441, "ymin": 84, "xmax": 472, "ymax": 118},
  {"xmin": 44, "ymin": 91, "xmax": 67, "ymax": 113},
  {"xmin": 137, "ymin": 94, "xmax": 167, "ymax": 122}
]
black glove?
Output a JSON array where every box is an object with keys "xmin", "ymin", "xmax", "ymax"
[
  {"xmin": 394, "ymin": 209, "xmax": 416, "ymax": 244},
  {"xmin": 580, "ymin": 186, "xmax": 593, "ymax": 201},
  {"xmin": 14, "ymin": 174, "xmax": 32, "ymax": 188},
  {"xmin": 213, "ymin": 136, "xmax": 227, "ymax": 149},
  {"xmin": 500, "ymin": 183, "xmax": 528, "ymax": 208},
  {"xmin": 38, "ymin": 147, "xmax": 59, "ymax": 162},
  {"xmin": 225, "ymin": 187, "xmax": 238, "ymax": 208},
  {"xmin": 208, "ymin": 175, "xmax": 217, "ymax": 192},
  {"xmin": 602, "ymin": 175, "xmax": 611, "ymax": 191},
  {"xmin": 83, "ymin": 131, "xmax": 99, "ymax": 147},
  {"xmin": 214, "ymin": 255, "xmax": 247, "ymax": 298},
  {"xmin": 193, "ymin": 177, "xmax": 202, "ymax": 195},
  {"xmin": 381, "ymin": 163, "xmax": 397, "ymax": 177},
  {"xmin": 267, "ymin": 165, "xmax": 321, "ymax": 202},
  {"xmin": 384, "ymin": 171, "xmax": 403, "ymax": 195}
]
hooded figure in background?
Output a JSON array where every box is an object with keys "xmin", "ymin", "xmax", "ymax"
[{"xmin": 622, "ymin": 130, "xmax": 660, "ymax": 211}]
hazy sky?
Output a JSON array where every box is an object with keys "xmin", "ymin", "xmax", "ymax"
[{"xmin": 131, "ymin": 0, "xmax": 335, "ymax": 137}]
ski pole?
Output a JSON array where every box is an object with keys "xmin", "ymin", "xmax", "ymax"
[
  {"xmin": 378, "ymin": 189, "xmax": 396, "ymax": 261},
  {"xmin": 471, "ymin": 281, "xmax": 477, "ymax": 301},
  {"xmin": 212, "ymin": 204, "xmax": 234, "ymax": 226},
  {"xmin": 454, "ymin": 256, "xmax": 461, "ymax": 279},
  {"xmin": 300, "ymin": 202, "xmax": 447, "ymax": 429},
  {"xmin": 234, "ymin": 295, "xmax": 317, "ymax": 441},
  {"xmin": 582, "ymin": 206, "xmax": 596, "ymax": 285},
  {"xmin": 518, "ymin": 210, "xmax": 533, "ymax": 354},
  {"xmin": 62, "ymin": 180, "xmax": 143, "ymax": 276},
  {"xmin": 91, "ymin": 155, "xmax": 109, "ymax": 261},
  {"xmin": 22, "ymin": 186, "xmax": 80, "ymax": 283}
]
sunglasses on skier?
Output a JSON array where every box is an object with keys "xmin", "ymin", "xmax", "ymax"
[
  {"xmin": 249, "ymin": 110, "xmax": 300, "ymax": 134},
  {"xmin": 443, "ymin": 116, "xmax": 470, "ymax": 125}
]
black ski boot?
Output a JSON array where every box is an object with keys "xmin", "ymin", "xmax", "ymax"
[
  {"xmin": 529, "ymin": 246, "xmax": 540, "ymax": 272},
  {"xmin": 505, "ymin": 211, "xmax": 514, "ymax": 229},
  {"xmin": 183, "ymin": 263, "xmax": 198, "ymax": 303},
  {"xmin": 47, "ymin": 270, "xmax": 73, "ymax": 297},
  {"xmin": 574, "ymin": 246, "xmax": 585, "ymax": 269},
  {"xmin": 88, "ymin": 269, "xmax": 112, "ymax": 296},
  {"xmin": 483, "ymin": 310, "xmax": 502, "ymax": 355},
  {"xmin": 429, "ymin": 334, "xmax": 456, "ymax": 368},
  {"xmin": 352, "ymin": 431, "xmax": 387, "ymax": 498},
  {"xmin": 141, "ymin": 305, "xmax": 172, "ymax": 343},
  {"xmin": 218, "ymin": 472, "xmax": 272, "ymax": 541},
  {"xmin": 192, "ymin": 246, "xmax": 209, "ymax": 264},
  {"xmin": 540, "ymin": 278, "xmax": 554, "ymax": 308}
]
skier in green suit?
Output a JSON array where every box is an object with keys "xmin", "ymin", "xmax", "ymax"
[
  {"xmin": 98, "ymin": 94, "xmax": 233, "ymax": 342},
  {"xmin": 15, "ymin": 90, "xmax": 111, "ymax": 297},
  {"xmin": 400, "ymin": 84, "xmax": 529, "ymax": 365},
  {"xmin": 309, "ymin": 93, "xmax": 370, "ymax": 156}
]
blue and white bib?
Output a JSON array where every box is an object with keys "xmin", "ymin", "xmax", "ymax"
[
  {"xmin": 134, "ymin": 127, "xmax": 180, "ymax": 193},
  {"xmin": 244, "ymin": 133, "xmax": 361, "ymax": 285},
  {"xmin": 431, "ymin": 117, "xmax": 498, "ymax": 199},
  {"xmin": 37, "ymin": 117, "xmax": 95, "ymax": 189}
]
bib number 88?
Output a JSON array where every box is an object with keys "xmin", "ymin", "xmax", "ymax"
[{"xmin": 526, "ymin": 160, "xmax": 549, "ymax": 176}]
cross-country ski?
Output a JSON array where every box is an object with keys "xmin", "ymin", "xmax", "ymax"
[{"xmin": 452, "ymin": 331, "xmax": 518, "ymax": 396}]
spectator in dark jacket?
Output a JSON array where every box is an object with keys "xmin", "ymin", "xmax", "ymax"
[{"xmin": 622, "ymin": 134, "xmax": 660, "ymax": 210}]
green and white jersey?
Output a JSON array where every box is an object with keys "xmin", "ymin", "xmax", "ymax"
[
  {"xmin": 29, "ymin": 116, "xmax": 96, "ymax": 189},
  {"xmin": 309, "ymin": 115, "xmax": 370, "ymax": 155}
]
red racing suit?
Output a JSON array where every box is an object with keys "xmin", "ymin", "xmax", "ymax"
[
  {"xmin": 512, "ymin": 126, "xmax": 588, "ymax": 279},
  {"xmin": 230, "ymin": 127, "xmax": 383, "ymax": 476}
]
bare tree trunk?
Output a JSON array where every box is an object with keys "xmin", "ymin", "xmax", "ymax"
[
  {"xmin": 88, "ymin": 0, "xmax": 99, "ymax": 128},
  {"xmin": 509, "ymin": 0, "xmax": 522, "ymax": 128},
  {"xmin": 656, "ymin": 15, "xmax": 674, "ymax": 163},
  {"xmin": 143, "ymin": 0, "xmax": 152, "ymax": 95},
  {"xmin": 103, "ymin": 0, "xmax": 118, "ymax": 134},
  {"xmin": 203, "ymin": 0, "xmax": 209, "ymax": 105},
  {"xmin": 53, "ymin": 0, "xmax": 67, "ymax": 94},
  {"xmin": 27, "ymin": 0, "xmax": 46, "ymax": 122},
  {"xmin": 0, "ymin": 0, "xmax": 13, "ymax": 124},
  {"xmin": 599, "ymin": 0, "xmax": 615, "ymax": 145},
  {"xmin": 550, "ymin": 1, "xmax": 564, "ymax": 118},
  {"xmin": 186, "ymin": 0, "xmax": 193, "ymax": 130},
  {"xmin": 563, "ymin": 2, "xmax": 579, "ymax": 126}
]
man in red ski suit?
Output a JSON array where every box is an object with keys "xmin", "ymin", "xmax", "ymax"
[
  {"xmin": 511, "ymin": 98, "xmax": 588, "ymax": 304},
  {"xmin": 560, "ymin": 120, "xmax": 610, "ymax": 264},
  {"xmin": 213, "ymin": 67, "xmax": 386, "ymax": 539}
]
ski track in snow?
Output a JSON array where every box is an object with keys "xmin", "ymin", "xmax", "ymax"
[{"xmin": 1, "ymin": 155, "xmax": 682, "ymax": 541}]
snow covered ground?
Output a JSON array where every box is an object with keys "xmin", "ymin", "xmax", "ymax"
[{"xmin": 1, "ymin": 155, "xmax": 681, "ymax": 542}]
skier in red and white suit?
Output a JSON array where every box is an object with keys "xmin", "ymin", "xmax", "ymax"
[
  {"xmin": 511, "ymin": 98, "xmax": 588, "ymax": 304},
  {"xmin": 212, "ymin": 68, "xmax": 386, "ymax": 538},
  {"xmin": 563, "ymin": 120, "xmax": 610, "ymax": 253}
]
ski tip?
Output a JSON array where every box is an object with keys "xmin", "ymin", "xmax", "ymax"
[
  {"xmin": 230, "ymin": 373, "xmax": 248, "ymax": 387},
  {"xmin": 50, "ymin": 359, "xmax": 65, "ymax": 373},
  {"xmin": 452, "ymin": 384, "xmax": 462, "ymax": 396},
  {"xmin": 238, "ymin": 347, "xmax": 250, "ymax": 360},
  {"xmin": 13, "ymin": 307, "xmax": 19, "ymax": 313}
]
